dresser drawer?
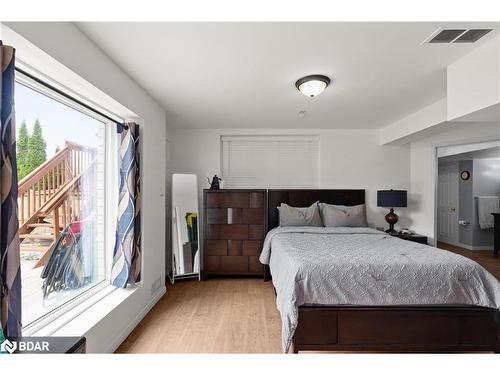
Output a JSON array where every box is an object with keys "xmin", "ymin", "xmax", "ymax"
[
  {"xmin": 219, "ymin": 224, "xmax": 249, "ymax": 239},
  {"xmin": 207, "ymin": 224, "xmax": 249, "ymax": 239},
  {"xmin": 206, "ymin": 208, "xmax": 227, "ymax": 224},
  {"xmin": 222, "ymin": 193, "xmax": 250, "ymax": 208},
  {"xmin": 208, "ymin": 208, "xmax": 265, "ymax": 224},
  {"xmin": 206, "ymin": 256, "xmax": 221, "ymax": 272},
  {"xmin": 250, "ymin": 191, "xmax": 265, "ymax": 208},
  {"xmin": 206, "ymin": 240, "xmax": 227, "ymax": 256},
  {"xmin": 248, "ymin": 256, "xmax": 263, "ymax": 273},
  {"xmin": 207, "ymin": 192, "xmax": 250, "ymax": 208},
  {"xmin": 219, "ymin": 256, "xmax": 249, "ymax": 273},
  {"xmin": 228, "ymin": 240, "xmax": 243, "ymax": 255},
  {"xmin": 248, "ymin": 224, "xmax": 265, "ymax": 239},
  {"xmin": 241, "ymin": 208, "xmax": 265, "ymax": 224},
  {"xmin": 242, "ymin": 240, "xmax": 262, "ymax": 255}
]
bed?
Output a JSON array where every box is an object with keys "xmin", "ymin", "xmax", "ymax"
[{"xmin": 262, "ymin": 189, "xmax": 500, "ymax": 353}]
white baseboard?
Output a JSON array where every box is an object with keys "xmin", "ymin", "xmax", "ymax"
[
  {"xmin": 440, "ymin": 240, "xmax": 493, "ymax": 251},
  {"xmin": 471, "ymin": 246, "xmax": 494, "ymax": 251},
  {"xmin": 105, "ymin": 285, "xmax": 166, "ymax": 353},
  {"xmin": 456, "ymin": 242, "xmax": 493, "ymax": 251},
  {"xmin": 438, "ymin": 240, "xmax": 462, "ymax": 248}
]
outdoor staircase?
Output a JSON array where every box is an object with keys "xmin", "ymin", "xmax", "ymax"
[{"xmin": 18, "ymin": 141, "xmax": 96, "ymax": 268}]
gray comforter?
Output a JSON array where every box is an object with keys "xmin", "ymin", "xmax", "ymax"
[{"xmin": 259, "ymin": 226, "xmax": 500, "ymax": 353}]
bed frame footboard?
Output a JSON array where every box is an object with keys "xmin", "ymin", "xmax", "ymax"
[{"xmin": 292, "ymin": 305, "xmax": 500, "ymax": 353}]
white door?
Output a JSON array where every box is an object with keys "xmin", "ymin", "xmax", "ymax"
[{"xmin": 437, "ymin": 162, "xmax": 459, "ymax": 245}]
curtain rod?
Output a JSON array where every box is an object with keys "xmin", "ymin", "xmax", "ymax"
[{"xmin": 15, "ymin": 67, "xmax": 122, "ymax": 124}]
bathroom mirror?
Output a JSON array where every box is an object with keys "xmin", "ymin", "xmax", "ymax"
[{"xmin": 171, "ymin": 174, "xmax": 200, "ymax": 282}]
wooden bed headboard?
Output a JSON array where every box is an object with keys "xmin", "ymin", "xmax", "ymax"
[{"xmin": 267, "ymin": 189, "xmax": 365, "ymax": 231}]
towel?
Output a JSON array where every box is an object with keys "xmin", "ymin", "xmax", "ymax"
[{"xmin": 477, "ymin": 196, "xmax": 500, "ymax": 229}]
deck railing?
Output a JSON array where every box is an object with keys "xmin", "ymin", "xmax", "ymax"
[{"xmin": 18, "ymin": 141, "xmax": 97, "ymax": 266}]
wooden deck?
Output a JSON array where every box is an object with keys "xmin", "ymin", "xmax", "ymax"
[
  {"xmin": 21, "ymin": 257, "xmax": 45, "ymax": 325},
  {"xmin": 21, "ymin": 252, "xmax": 99, "ymax": 326}
]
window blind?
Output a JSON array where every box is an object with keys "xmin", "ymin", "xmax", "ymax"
[{"xmin": 221, "ymin": 135, "xmax": 319, "ymax": 188}]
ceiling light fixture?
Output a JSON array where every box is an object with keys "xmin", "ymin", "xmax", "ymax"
[{"xmin": 295, "ymin": 74, "xmax": 331, "ymax": 97}]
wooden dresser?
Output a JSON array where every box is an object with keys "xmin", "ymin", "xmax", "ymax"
[{"xmin": 203, "ymin": 189, "xmax": 266, "ymax": 277}]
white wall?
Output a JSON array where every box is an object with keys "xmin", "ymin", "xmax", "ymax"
[
  {"xmin": 380, "ymin": 98, "xmax": 447, "ymax": 145},
  {"xmin": 447, "ymin": 35, "xmax": 500, "ymax": 121},
  {"xmin": 172, "ymin": 128, "xmax": 411, "ymax": 235},
  {"xmin": 3, "ymin": 22, "xmax": 169, "ymax": 352},
  {"xmin": 409, "ymin": 122, "xmax": 500, "ymax": 244}
]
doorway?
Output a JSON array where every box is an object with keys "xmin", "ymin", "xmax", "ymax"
[{"xmin": 436, "ymin": 141, "xmax": 500, "ymax": 252}]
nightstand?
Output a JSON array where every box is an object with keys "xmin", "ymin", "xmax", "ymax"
[{"xmin": 391, "ymin": 232, "xmax": 428, "ymax": 245}]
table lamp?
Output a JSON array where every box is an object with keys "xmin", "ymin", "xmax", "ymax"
[{"xmin": 377, "ymin": 190, "xmax": 407, "ymax": 234}]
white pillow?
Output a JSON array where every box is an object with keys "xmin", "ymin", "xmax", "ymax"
[
  {"xmin": 319, "ymin": 203, "xmax": 367, "ymax": 227},
  {"xmin": 278, "ymin": 202, "xmax": 323, "ymax": 227}
]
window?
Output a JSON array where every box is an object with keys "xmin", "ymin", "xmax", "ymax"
[
  {"xmin": 15, "ymin": 74, "xmax": 113, "ymax": 328},
  {"xmin": 221, "ymin": 135, "xmax": 320, "ymax": 188}
]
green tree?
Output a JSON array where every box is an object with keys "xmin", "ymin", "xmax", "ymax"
[
  {"xmin": 16, "ymin": 120, "xmax": 30, "ymax": 179},
  {"xmin": 27, "ymin": 118, "xmax": 47, "ymax": 172}
]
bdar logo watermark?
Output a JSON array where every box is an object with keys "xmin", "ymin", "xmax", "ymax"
[
  {"xmin": 1, "ymin": 339, "xmax": 17, "ymax": 354},
  {"xmin": 1, "ymin": 338, "xmax": 50, "ymax": 354},
  {"xmin": 1, "ymin": 336, "xmax": 82, "ymax": 354}
]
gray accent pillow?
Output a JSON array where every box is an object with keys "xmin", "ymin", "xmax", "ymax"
[
  {"xmin": 319, "ymin": 203, "xmax": 368, "ymax": 227},
  {"xmin": 278, "ymin": 202, "xmax": 323, "ymax": 227}
]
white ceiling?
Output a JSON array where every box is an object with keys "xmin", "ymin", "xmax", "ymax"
[{"xmin": 77, "ymin": 22, "xmax": 499, "ymax": 129}]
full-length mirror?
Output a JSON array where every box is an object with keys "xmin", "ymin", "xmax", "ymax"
[{"xmin": 171, "ymin": 174, "xmax": 200, "ymax": 281}]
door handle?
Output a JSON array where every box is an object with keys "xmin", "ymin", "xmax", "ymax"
[{"xmin": 450, "ymin": 208, "xmax": 456, "ymax": 212}]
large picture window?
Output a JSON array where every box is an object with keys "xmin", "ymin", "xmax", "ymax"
[{"xmin": 15, "ymin": 75, "xmax": 111, "ymax": 328}]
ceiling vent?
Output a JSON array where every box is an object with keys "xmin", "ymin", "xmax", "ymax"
[
  {"xmin": 425, "ymin": 28, "xmax": 493, "ymax": 44},
  {"xmin": 454, "ymin": 29, "xmax": 493, "ymax": 43}
]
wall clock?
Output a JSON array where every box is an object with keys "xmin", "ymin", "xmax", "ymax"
[{"xmin": 460, "ymin": 170, "xmax": 470, "ymax": 180}]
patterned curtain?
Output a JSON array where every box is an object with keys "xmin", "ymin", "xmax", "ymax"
[
  {"xmin": 0, "ymin": 41, "xmax": 21, "ymax": 336},
  {"xmin": 111, "ymin": 122, "xmax": 141, "ymax": 287}
]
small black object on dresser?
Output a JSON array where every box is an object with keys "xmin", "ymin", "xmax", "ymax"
[
  {"xmin": 390, "ymin": 232, "xmax": 428, "ymax": 244},
  {"xmin": 207, "ymin": 174, "xmax": 222, "ymax": 189},
  {"xmin": 203, "ymin": 189, "xmax": 267, "ymax": 278}
]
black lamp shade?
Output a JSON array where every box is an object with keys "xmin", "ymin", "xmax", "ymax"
[{"xmin": 377, "ymin": 190, "xmax": 407, "ymax": 208}]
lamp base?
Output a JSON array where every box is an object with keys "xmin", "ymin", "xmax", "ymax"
[{"xmin": 384, "ymin": 208, "xmax": 399, "ymax": 234}]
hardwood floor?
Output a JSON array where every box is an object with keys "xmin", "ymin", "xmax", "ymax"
[
  {"xmin": 437, "ymin": 242, "xmax": 500, "ymax": 280},
  {"xmin": 116, "ymin": 277, "xmax": 282, "ymax": 353},
  {"xmin": 117, "ymin": 245, "xmax": 500, "ymax": 354}
]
